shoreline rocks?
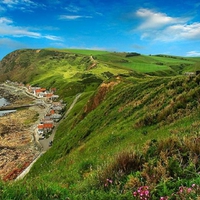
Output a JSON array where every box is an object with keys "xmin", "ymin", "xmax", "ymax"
[{"xmin": 0, "ymin": 83, "xmax": 40, "ymax": 181}]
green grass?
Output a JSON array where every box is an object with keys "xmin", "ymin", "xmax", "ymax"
[
  {"xmin": 0, "ymin": 48, "xmax": 200, "ymax": 199},
  {"xmin": 47, "ymin": 48, "xmax": 109, "ymax": 56},
  {"xmin": 21, "ymin": 75, "xmax": 200, "ymax": 198},
  {"xmin": 121, "ymin": 62, "xmax": 170, "ymax": 72}
]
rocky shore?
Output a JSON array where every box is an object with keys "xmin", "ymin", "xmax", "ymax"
[
  {"xmin": 0, "ymin": 83, "xmax": 33, "ymax": 105},
  {"xmin": 0, "ymin": 83, "xmax": 42, "ymax": 181}
]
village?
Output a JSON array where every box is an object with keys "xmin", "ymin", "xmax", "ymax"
[
  {"xmin": 0, "ymin": 81, "xmax": 78, "ymax": 180},
  {"xmin": 3, "ymin": 80, "xmax": 66, "ymax": 147},
  {"xmin": 26, "ymin": 84, "xmax": 65, "ymax": 144}
]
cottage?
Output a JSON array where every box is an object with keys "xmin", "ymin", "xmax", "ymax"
[
  {"xmin": 44, "ymin": 93, "xmax": 54, "ymax": 102},
  {"xmin": 52, "ymin": 106, "xmax": 63, "ymax": 113},
  {"xmin": 41, "ymin": 115, "xmax": 51, "ymax": 122},
  {"xmin": 52, "ymin": 95, "xmax": 59, "ymax": 100},
  {"xmin": 34, "ymin": 88, "xmax": 46, "ymax": 96},
  {"xmin": 52, "ymin": 102, "xmax": 62, "ymax": 107},
  {"xmin": 37, "ymin": 121, "xmax": 54, "ymax": 134},
  {"xmin": 50, "ymin": 109, "xmax": 55, "ymax": 115},
  {"xmin": 28, "ymin": 86, "xmax": 40, "ymax": 93},
  {"xmin": 37, "ymin": 124, "xmax": 44, "ymax": 135},
  {"xmin": 50, "ymin": 113, "xmax": 62, "ymax": 122}
]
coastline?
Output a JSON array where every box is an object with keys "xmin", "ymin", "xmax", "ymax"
[{"xmin": 0, "ymin": 83, "xmax": 46, "ymax": 181}]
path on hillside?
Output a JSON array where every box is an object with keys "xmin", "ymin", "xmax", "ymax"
[{"xmin": 15, "ymin": 93, "xmax": 82, "ymax": 180}]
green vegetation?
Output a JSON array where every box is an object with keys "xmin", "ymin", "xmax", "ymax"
[{"xmin": 0, "ymin": 49, "xmax": 200, "ymax": 199}]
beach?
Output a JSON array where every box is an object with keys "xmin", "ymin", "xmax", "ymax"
[{"xmin": 0, "ymin": 83, "xmax": 43, "ymax": 180}]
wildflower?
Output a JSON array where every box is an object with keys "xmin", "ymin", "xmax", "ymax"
[
  {"xmin": 133, "ymin": 186, "xmax": 150, "ymax": 200},
  {"xmin": 160, "ymin": 197, "xmax": 168, "ymax": 200},
  {"xmin": 133, "ymin": 191, "xmax": 137, "ymax": 197},
  {"xmin": 179, "ymin": 186, "xmax": 183, "ymax": 193},
  {"xmin": 145, "ymin": 190, "xmax": 149, "ymax": 196},
  {"xmin": 187, "ymin": 188, "xmax": 192, "ymax": 193},
  {"xmin": 192, "ymin": 184, "xmax": 195, "ymax": 188}
]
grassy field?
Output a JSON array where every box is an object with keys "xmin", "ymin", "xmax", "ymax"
[
  {"xmin": 47, "ymin": 48, "xmax": 109, "ymax": 56},
  {"xmin": 0, "ymin": 49, "xmax": 200, "ymax": 199}
]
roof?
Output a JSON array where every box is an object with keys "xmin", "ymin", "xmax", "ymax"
[
  {"xmin": 38, "ymin": 122, "xmax": 54, "ymax": 129},
  {"xmin": 45, "ymin": 93, "xmax": 53, "ymax": 98},
  {"xmin": 38, "ymin": 124, "xmax": 44, "ymax": 129},
  {"xmin": 43, "ymin": 123, "xmax": 54, "ymax": 128},
  {"xmin": 52, "ymin": 102, "xmax": 62, "ymax": 106},
  {"xmin": 50, "ymin": 110, "xmax": 55, "ymax": 114},
  {"xmin": 35, "ymin": 88, "xmax": 46, "ymax": 93}
]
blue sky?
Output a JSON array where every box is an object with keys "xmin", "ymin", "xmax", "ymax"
[{"xmin": 0, "ymin": 0, "xmax": 200, "ymax": 59}]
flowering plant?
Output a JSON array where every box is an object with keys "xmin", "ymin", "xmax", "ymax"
[{"xmin": 133, "ymin": 186, "xmax": 150, "ymax": 199}]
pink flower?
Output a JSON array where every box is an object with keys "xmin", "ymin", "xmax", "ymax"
[
  {"xmin": 160, "ymin": 197, "xmax": 168, "ymax": 200},
  {"xmin": 192, "ymin": 184, "xmax": 196, "ymax": 187},
  {"xmin": 145, "ymin": 190, "xmax": 149, "ymax": 196},
  {"xmin": 187, "ymin": 188, "xmax": 192, "ymax": 193},
  {"xmin": 133, "ymin": 191, "xmax": 137, "ymax": 197}
]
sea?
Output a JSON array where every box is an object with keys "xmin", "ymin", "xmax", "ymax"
[{"xmin": 0, "ymin": 97, "xmax": 16, "ymax": 116}]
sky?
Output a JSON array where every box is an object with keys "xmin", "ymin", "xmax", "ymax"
[{"xmin": 0, "ymin": 0, "xmax": 200, "ymax": 59}]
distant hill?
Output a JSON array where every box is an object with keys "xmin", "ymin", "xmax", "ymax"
[
  {"xmin": 1, "ymin": 49, "xmax": 200, "ymax": 85},
  {"xmin": 0, "ymin": 49, "xmax": 200, "ymax": 199}
]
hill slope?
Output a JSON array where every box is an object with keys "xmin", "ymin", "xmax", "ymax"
[{"xmin": 0, "ymin": 49, "xmax": 200, "ymax": 199}]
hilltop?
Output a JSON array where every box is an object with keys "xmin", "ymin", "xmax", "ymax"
[{"xmin": 0, "ymin": 49, "xmax": 200, "ymax": 199}]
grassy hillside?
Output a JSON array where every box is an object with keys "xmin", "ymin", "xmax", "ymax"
[{"xmin": 0, "ymin": 49, "xmax": 200, "ymax": 199}]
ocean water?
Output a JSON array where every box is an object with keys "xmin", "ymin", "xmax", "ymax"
[
  {"xmin": 0, "ymin": 97, "xmax": 15, "ymax": 116},
  {"xmin": 0, "ymin": 110, "xmax": 16, "ymax": 116},
  {"xmin": 0, "ymin": 97, "xmax": 9, "ymax": 107}
]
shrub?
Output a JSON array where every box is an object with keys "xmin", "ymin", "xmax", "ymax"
[{"xmin": 97, "ymin": 151, "xmax": 144, "ymax": 188}]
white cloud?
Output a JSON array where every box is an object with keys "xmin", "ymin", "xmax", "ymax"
[
  {"xmin": 136, "ymin": 8, "xmax": 187, "ymax": 30},
  {"xmin": 0, "ymin": 17, "xmax": 61, "ymax": 41},
  {"xmin": 163, "ymin": 23, "xmax": 200, "ymax": 41},
  {"xmin": 60, "ymin": 15, "xmax": 82, "ymax": 20},
  {"xmin": 141, "ymin": 22, "xmax": 200, "ymax": 42},
  {"xmin": 64, "ymin": 5, "xmax": 80, "ymax": 13},
  {"xmin": 135, "ymin": 8, "xmax": 200, "ymax": 42},
  {"xmin": 44, "ymin": 35, "xmax": 62, "ymax": 41},
  {"xmin": 1, "ymin": 0, "xmax": 39, "ymax": 10},
  {"xmin": 2, "ymin": 0, "xmax": 19, "ymax": 7},
  {"xmin": 186, "ymin": 51, "xmax": 200, "ymax": 57},
  {"xmin": 0, "ymin": 17, "xmax": 13, "ymax": 24},
  {"xmin": 59, "ymin": 15, "xmax": 92, "ymax": 20}
]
